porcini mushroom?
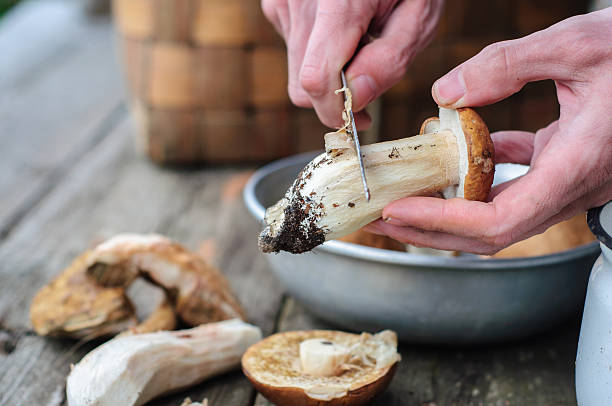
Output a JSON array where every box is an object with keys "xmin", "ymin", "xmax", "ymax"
[
  {"xmin": 84, "ymin": 234, "xmax": 246, "ymax": 325},
  {"xmin": 30, "ymin": 250, "xmax": 176, "ymax": 339},
  {"xmin": 242, "ymin": 329, "xmax": 401, "ymax": 406},
  {"xmin": 259, "ymin": 107, "xmax": 495, "ymax": 254},
  {"xmin": 66, "ymin": 319, "xmax": 262, "ymax": 406}
]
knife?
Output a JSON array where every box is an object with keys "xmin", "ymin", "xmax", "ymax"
[{"xmin": 340, "ymin": 70, "xmax": 371, "ymax": 202}]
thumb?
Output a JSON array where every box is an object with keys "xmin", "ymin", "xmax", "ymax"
[{"xmin": 432, "ymin": 26, "xmax": 579, "ymax": 108}]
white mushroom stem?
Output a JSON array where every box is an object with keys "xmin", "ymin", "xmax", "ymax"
[
  {"xmin": 300, "ymin": 338, "xmax": 351, "ymax": 377},
  {"xmin": 66, "ymin": 319, "xmax": 262, "ymax": 406}
]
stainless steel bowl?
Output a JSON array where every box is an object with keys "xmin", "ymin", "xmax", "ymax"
[{"xmin": 244, "ymin": 152, "xmax": 600, "ymax": 343}]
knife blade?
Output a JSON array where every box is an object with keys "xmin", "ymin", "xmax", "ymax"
[{"xmin": 340, "ymin": 70, "xmax": 371, "ymax": 201}]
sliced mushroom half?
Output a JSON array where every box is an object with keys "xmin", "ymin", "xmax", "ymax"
[{"xmin": 242, "ymin": 329, "xmax": 401, "ymax": 406}]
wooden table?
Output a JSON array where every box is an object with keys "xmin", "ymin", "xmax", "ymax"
[{"xmin": 0, "ymin": 2, "xmax": 582, "ymax": 405}]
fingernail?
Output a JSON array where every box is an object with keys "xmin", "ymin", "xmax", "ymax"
[
  {"xmin": 383, "ymin": 217, "xmax": 406, "ymax": 226},
  {"xmin": 433, "ymin": 69, "xmax": 466, "ymax": 107},
  {"xmin": 348, "ymin": 75, "xmax": 376, "ymax": 110}
]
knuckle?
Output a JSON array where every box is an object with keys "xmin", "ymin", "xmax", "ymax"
[
  {"xmin": 318, "ymin": 112, "xmax": 342, "ymax": 129},
  {"xmin": 481, "ymin": 41, "xmax": 514, "ymax": 75},
  {"xmin": 316, "ymin": 0, "xmax": 344, "ymax": 19},
  {"xmin": 478, "ymin": 246, "xmax": 502, "ymax": 256},
  {"xmin": 287, "ymin": 83, "xmax": 312, "ymax": 108},
  {"xmin": 299, "ymin": 65, "xmax": 327, "ymax": 96},
  {"xmin": 261, "ymin": 0, "xmax": 283, "ymax": 20},
  {"xmin": 487, "ymin": 231, "xmax": 513, "ymax": 250},
  {"xmin": 381, "ymin": 43, "xmax": 411, "ymax": 76}
]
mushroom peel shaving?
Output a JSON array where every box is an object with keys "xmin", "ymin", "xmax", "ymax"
[{"xmin": 66, "ymin": 319, "xmax": 262, "ymax": 406}]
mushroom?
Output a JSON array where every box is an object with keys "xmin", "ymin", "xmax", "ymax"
[
  {"xmin": 242, "ymin": 329, "xmax": 401, "ymax": 406},
  {"xmin": 30, "ymin": 250, "xmax": 176, "ymax": 339},
  {"xmin": 66, "ymin": 319, "xmax": 262, "ymax": 406},
  {"xmin": 258, "ymin": 107, "xmax": 495, "ymax": 254},
  {"xmin": 30, "ymin": 233, "xmax": 244, "ymax": 339},
  {"xmin": 84, "ymin": 234, "xmax": 246, "ymax": 325}
]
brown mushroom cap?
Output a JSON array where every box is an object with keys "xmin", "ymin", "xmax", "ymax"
[
  {"xmin": 241, "ymin": 330, "xmax": 399, "ymax": 406},
  {"xmin": 457, "ymin": 108, "xmax": 495, "ymax": 201},
  {"xmin": 418, "ymin": 108, "xmax": 495, "ymax": 202}
]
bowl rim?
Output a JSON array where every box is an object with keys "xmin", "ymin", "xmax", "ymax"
[{"xmin": 244, "ymin": 151, "xmax": 600, "ymax": 271}]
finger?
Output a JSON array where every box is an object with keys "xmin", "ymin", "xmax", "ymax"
[
  {"xmin": 432, "ymin": 23, "xmax": 588, "ymax": 108},
  {"xmin": 346, "ymin": 0, "xmax": 442, "ymax": 112},
  {"xmin": 300, "ymin": 1, "xmax": 372, "ymax": 127},
  {"xmin": 354, "ymin": 110, "xmax": 372, "ymax": 131},
  {"xmin": 286, "ymin": 0, "xmax": 317, "ymax": 107},
  {"xmin": 373, "ymin": 221, "xmax": 498, "ymax": 254},
  {"xmin": 363, "ymin": 220, "xmax": 386, "ymax": 236},
  {"xmin": 489, "ymin": 177, "xmax": 522, "ymax": 200},
  {"xmin": 536, "ymin": 176, "xmax": 612, "ymax": 233},
  {"xmin": 382, "ymin": 197, "xmax": 498, "ymax": 241},
  {"xmin": 491, "ymin": 131, "xmax": 535, "ymax": 164}
]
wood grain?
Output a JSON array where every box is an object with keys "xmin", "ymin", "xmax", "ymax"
[
  {"xmin": 153, "ymin": 0, "xmax": 193, "ymax": 41},
  {"xmin": 249, "ymin": 47, "xmax": 289, "ymax": 108},
  {"xmin": 0, "ymin": 0, "xmax": 124, "ymax": 239},
  {"xmin": 200, "ymin": 110, "xmax": 251, "ymax": 162},
  {"xmin": 195, "ymin": 48, "xmax": 247, "ymax": 109},
  {"xmin": 111, "ymin": 0, "xmax": 154, "ymax": 39},
  {"xmin": 144, "ymin": 107, "xmax": 201, "ymax": 164},
  {"xmin": 191, "ymin": 0, "xmax": 251, "ymax": 46},
  {"xmin": 148, "ymin": 42, "xmax": 197, "ymax": 108},
  {"xmin": 293, "ymin": 108, "xmax": 329, "ymax": 153},
  {"xmin": 0, "ymin": 116, "xmax": 285, "ymax": 405},
  {"xmin": 119, "ymin": 36, "xmax": 150, "ymax": 100}
]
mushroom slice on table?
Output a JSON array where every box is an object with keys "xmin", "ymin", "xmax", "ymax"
[
  {"xmin": 242, "ymin": 329, "xmax": 401, "ymax": 406},
  {"xmin": 258, "ymin": 107, "xmax": 495, "ymax": 254},
  {"xmin": 85, "ymin": 233, "xmax": 246, "ymax": 325},
  {"xmin": 30, "ymin": 250, "xmax": 176, "ymax": 339},
  {"xmin": 66, "ymin": 319, "xmax": 262, "ymax": 406}
]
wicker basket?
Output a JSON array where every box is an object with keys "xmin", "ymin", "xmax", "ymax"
[{"xmin": 112, "ymin": 0, "xmax": 340, "ymax": 164}]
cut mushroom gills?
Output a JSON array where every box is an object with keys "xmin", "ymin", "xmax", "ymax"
[
  {"xmin": 259, "ymin": 107, "xmax": 495, "ymax": 254},
  {"xmin": 242, "ymin": 329, "xmax": 401, "ymax": 406}
]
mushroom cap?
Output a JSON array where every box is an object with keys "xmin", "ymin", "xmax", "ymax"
[
  {"xmin": 457, "ymin": 108, "xmax": 495, "ymax": 201},
  {"xmin": 241, "ymin": 330, "xmax": 399, "ymax": 406},
  {"xmin": 419, "ymin": 108, "xmax": 495, "ymax": 201}
]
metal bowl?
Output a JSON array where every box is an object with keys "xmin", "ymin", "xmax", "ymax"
[{"xmin": 244, "ymin": 152, "xmax": 600, "ymax": 343}]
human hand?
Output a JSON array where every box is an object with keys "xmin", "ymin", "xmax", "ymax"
[
  {"xmin": 261, "ymin": 0, "xmax": 443, "ymax": 129},
  {"xmin": 366, "ymin": 8, "xmax": 612, "ymax": 254}
]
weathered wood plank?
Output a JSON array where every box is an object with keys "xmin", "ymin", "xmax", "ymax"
[
  {"xmin": 0, "ymin": 0, "xmax": 124, "ymax": 238},
  {"xmin": 0, "ymin": 117, "xmax": 284, "ymax": 405},
  {"xmin": 255, "ymin": 298, "xmax": 579, "ymax": 406}
]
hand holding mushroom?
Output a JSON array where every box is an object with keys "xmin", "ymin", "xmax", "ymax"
[{"xmin": 368, "ymin": 8, "xmax": 612, "ymax": 254}]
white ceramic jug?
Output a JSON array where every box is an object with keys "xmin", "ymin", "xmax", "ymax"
[{"xmin": 576, "ymin": 201, "xmax": 612, "ymax": 405}]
